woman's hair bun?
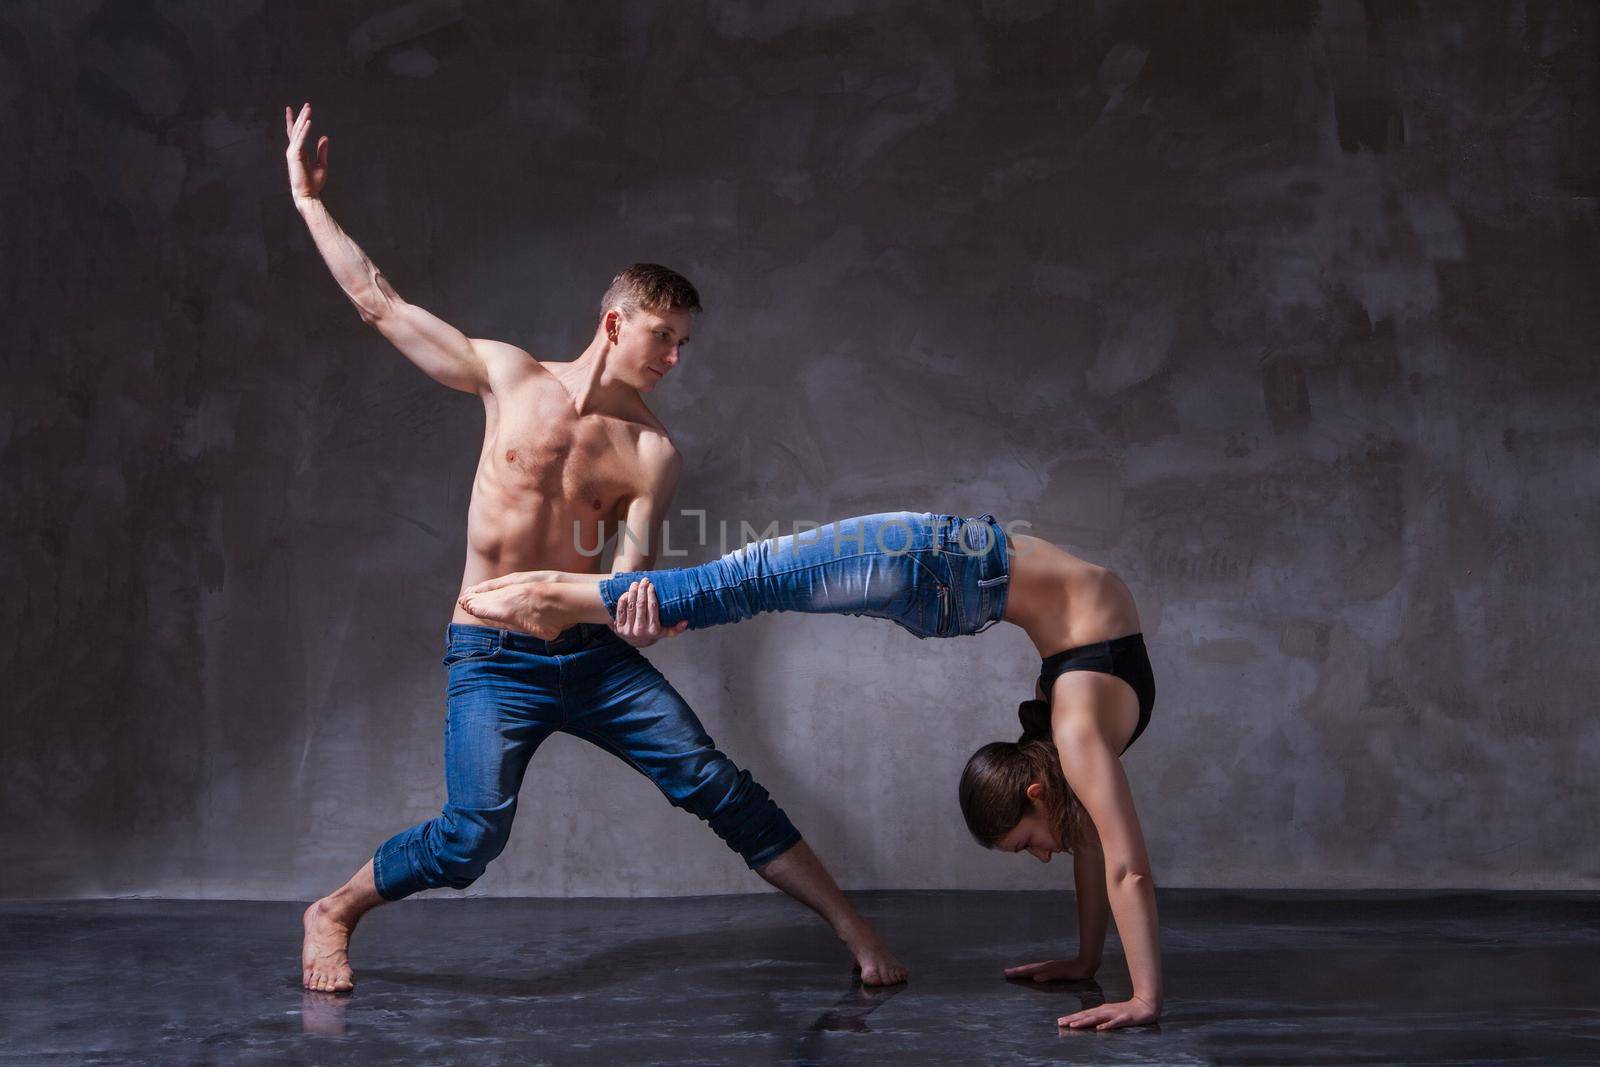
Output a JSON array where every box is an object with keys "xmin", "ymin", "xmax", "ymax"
[{"xmin": 1017, "ymin": 698, "xmax": 1052, "ymax": 742}]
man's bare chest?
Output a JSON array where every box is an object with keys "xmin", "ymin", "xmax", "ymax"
[{"xmin": 491, "ymin": 408, "xmax": 635, "ymax": 515}]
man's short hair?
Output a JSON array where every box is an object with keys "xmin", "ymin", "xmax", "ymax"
[{"xmin": 600, "ymin": 263, "xmax": 703, "ymax": 320}]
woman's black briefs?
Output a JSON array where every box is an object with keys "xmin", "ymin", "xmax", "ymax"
[{"xmin": 1038, "ymin": 632, "xmax": 1155, "ymax": 755}]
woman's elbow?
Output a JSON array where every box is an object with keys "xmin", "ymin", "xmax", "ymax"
[{"xmin": 1111, "ymin": 866, "xmax": 1156, "ymax": 891}]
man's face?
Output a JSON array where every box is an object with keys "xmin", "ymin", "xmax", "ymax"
[
  {"xmin": 993, "ymin": 800, "xmax": 1065, "ymax": 863},
  {"xmin": 610, "ymin": 307, "xmax": 693, "ymax": 391}
]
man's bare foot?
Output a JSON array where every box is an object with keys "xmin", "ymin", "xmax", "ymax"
[
  {"xmin": 301, "ymin": 899, "xmax": 356, "ymax": 993},
  {"xmin": 458, "ymin": 582, "xmax": 568, "ymax": 638},
  {"xmin": 846, "ymin": 928, "xmax": 909, "ymax": 986}
]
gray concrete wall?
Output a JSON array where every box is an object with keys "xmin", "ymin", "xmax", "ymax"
[{"xmin": 3, "ymin": 0, "xmax": 1596, "ymax": 899}]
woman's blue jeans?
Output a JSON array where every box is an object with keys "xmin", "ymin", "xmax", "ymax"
[{"xmin": 600, "ymin": 512, "xmax": 1011, "ymax": 640}]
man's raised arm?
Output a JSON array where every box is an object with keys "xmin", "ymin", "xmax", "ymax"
[{"xmin": 285, "ymin": 102, "xmax": 489, "ymax": 396}]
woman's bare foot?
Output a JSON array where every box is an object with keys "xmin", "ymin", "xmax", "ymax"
[
  {"xmin": 458, "ymin": 581, "xmax": 569, "ymax": 638},
  {"xmin": 846, "ymin": 927, "xmax": 909, "ymax": 986},
  {"xmin": 301, "ymin": 899, "xmax": 356, "ymax": 993}
]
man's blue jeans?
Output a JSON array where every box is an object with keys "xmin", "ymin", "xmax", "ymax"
[
  {"xmin": 601, "ymin": 512, "xmax": 1011, "ymax": 639},
  {"xmin": 372, "ymin": 623, "xmax": 801, "ymax": 901}
]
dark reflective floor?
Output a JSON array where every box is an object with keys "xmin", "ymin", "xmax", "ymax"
[{"xmin": 2, "ymin": 890, "xmax": 1596, "ymax": 1064}]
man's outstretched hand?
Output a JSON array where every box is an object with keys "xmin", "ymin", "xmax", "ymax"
[
  {"xmin": 285, "ymin": 102, "xmax": 328, "ymax": 203},
  {"xmin": 612, "ymin": 578, "xmax": 688, "ymax": 649}
]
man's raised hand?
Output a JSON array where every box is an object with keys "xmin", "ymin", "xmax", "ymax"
[{"xmin": 284, "ymin": 102, "xmax": 329, "ymax": 203}]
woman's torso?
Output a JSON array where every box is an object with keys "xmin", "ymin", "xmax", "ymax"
[{"xmin": 1001, "ymin": 533, "xmax": 1143, "ymax": 658}]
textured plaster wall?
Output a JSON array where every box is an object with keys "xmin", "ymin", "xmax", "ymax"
[{"xmin": 2, "ymin": 0, "xmax": 1596, "ymax": 898}]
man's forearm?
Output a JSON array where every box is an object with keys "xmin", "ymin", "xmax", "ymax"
[{"xmin": 294, "ymin": 196, "xmax": 397, "ymax": 322}]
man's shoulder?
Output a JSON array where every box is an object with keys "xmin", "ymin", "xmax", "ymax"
[
  {"xmin": 614, "ymin": 404, "xmax": 679, "ymax": 486},
  {"xmin": 616, "ymin": 394, "xmax": 674, "ymax": 449},
  {"xmin": 473, "ymin": 338, "xmax": 541, "ymax": 371},
  {"xmin": 634, "ymin": 420, "xmax": 681, "ymax": 470},
  {"xmin": 471, "ymin": 338, "xmax": 546, "ymax": 390}
]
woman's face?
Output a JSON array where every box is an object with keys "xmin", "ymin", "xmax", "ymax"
[{"xmin": 992, "ymin": 786, "xmax": 1065, "ymax": 862}]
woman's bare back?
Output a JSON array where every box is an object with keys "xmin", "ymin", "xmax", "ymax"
[{"xmin": 1002, "ymin": 533, "xmax": 1143, "ymax": 657}]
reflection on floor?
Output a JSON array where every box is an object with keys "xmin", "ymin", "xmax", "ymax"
[{"xmin": 2, "ymin": 890, "xmax": 1596, "ymax": 1064}]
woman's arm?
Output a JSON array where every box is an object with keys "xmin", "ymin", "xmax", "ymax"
[
  {"xmin": 1071, "ymin": 841, "xmax": 1111, "ymax": 969},
  {"xmin": 1001, "ymin": 840, "xmax": 1110, "ymax": 983},
  {"xmin": 1002, "ymin": 680, "xmax": 1113, "ymax": 984},
  {"xmin": 1051, "ymin": 691, "xmax": 1162, "ymax": 1030}
]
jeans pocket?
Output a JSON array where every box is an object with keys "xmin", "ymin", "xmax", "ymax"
[
  {"xmin": 959, "ymin": 518, "xmax": 998, "ymax": 556},
  {"xmin": 908, "ymin": 554, "xmax": 954, "ymax": 638},
  {"xmin": 442, "ymin": 633, "xmax": 504, "ymax": 668},
  {"xmin": 935, "ymin": 581, "xmax": 955, "ymax": 637}
]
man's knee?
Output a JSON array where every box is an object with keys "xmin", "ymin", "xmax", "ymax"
[{"xmin": 430, "ymin": 806, "xmax": 513, "ymax": 889}]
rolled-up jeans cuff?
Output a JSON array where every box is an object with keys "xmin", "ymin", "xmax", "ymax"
[
  {"xmin": 744, "ymin": 826, "xmax": 804, "ymax": 870},
  {"xmin": 372, "ymin": 840, "xmax": 408, "ymax": 902},
  {"xmin": 598, "ymin": 574, "xmax": 635, "ymax": 621}
]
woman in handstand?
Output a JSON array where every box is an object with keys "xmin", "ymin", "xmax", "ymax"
[{"xmin": 458, "ymin": 511, "xmax": 1161, "ymax": 1032}]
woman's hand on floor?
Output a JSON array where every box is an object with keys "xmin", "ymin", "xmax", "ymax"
[
  {"xmin": 1004, "ymin": 956, "xmax": 1098, "ymax": 982},
  {"xmin": 1058, "ymin": 995, "xmax": 1160, "ymax": 1031}
]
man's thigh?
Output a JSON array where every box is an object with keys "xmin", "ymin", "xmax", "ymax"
[
  {"xmin": 560, "ymin": 635, "xmax": 800, "ymax": 868},
  {"xmin": 560, "ymin": 640, "xmax": 728, "ymax": 801},
  {"xmin": 441, "ymin": 644, "xmax": 563, "ymax": 809}
]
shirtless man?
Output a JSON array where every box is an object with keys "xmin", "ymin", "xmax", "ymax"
[{"xmin": 285, "ymin": 103, "xmax": 906, "ymax": 994}]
